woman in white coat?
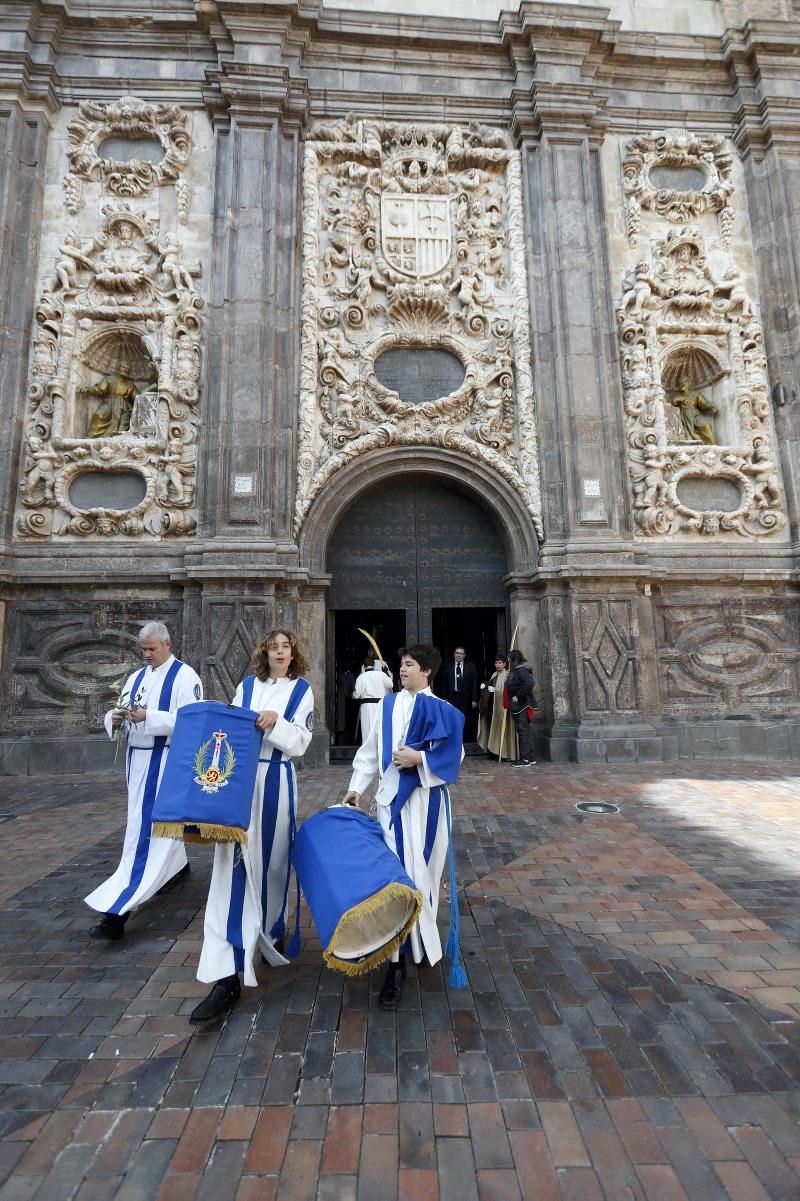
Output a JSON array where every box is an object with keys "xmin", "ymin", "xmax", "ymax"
[{"xmin": 191, "ymin": 629, "xmax": 314, "ymax": 1024}]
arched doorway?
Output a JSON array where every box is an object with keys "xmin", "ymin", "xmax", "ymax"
[{"xmin": 326, "ymin": 477, "xmax": 509, "ymax": 745}]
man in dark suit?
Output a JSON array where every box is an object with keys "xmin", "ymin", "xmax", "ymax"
[{"xmin": 441, "ymin": 646, "xmax": 479, "ymax": 740}]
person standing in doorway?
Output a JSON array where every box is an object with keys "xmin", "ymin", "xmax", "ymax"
[
  {"xmin": 441, "ymin": 646, "xmax": 478, "ymax": 740},
  {"xmin": 506, "ymin": 648, "xmax": 536, "ymax": 767},
  {"xmin": 352, "ymin": 656, "xmax": 394, "ymax": 744}
]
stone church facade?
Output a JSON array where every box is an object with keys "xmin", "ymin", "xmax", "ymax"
[{"xmin": 1, "ymin": 0, "xmax": 800, "ymax": 772}]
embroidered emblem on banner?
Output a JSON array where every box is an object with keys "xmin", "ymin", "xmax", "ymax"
[
  {"xmin": 306, "ymin": 712, "xmax": 314, "ymax": 731},
  {"xmin": 194, "ymin": 728, "xmax": 235, "ymax": 793},
  {"xmin": 381, "ymin": 193, "xmax": 451, "ymax": 279}
]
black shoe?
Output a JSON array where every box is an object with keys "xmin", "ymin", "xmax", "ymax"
[
  {"xmin": 89, "ymin": 912, "xmax": 129, "ymax": 941},
  {"xmin": 189, "ymin": 974, "xmax": 241, "ymax": 1025},
  {"xmin": 510, "ymin": 759, "xmax": 535, "ymax": 767},
  {"xmin": 157, "ymin": 862, "xmax": 191, "ymax": 895},
  {"xmin": 378, "ymin": 960, "xmax": 407, "ymax": 1011}
]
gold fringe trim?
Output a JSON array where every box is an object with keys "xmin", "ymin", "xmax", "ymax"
[
  {"xmin": 152, "ymin": 821, "xmax": 248, "ymax": 846},
  {"xmin": 322, "ymin": 882, "xmax": 423, "ymax": 977}
]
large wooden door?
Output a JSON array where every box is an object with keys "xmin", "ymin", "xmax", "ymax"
[{"xmin": 326, "ymin": 478, "xmax": 508, "ymax": 640}]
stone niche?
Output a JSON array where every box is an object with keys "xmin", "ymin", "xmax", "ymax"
[
  {"xmin": 15, "ymin": 97, "xmax": 205, "ymax": 540},
  {"xmin": 294, "ymin": 117, "xmax": 542, "ymax": 539},
  {"xmin": 614, "ymin": 130, "xmax": 785, "ymax": 539}
]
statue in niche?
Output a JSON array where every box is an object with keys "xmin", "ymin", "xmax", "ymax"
[
  {"xmin": 82, "ymin": 361, "xmax": 140, "ymax": 436},
  {"xmin": 669, "ymin": 378, "xmax": 718, "ymax": 445}
]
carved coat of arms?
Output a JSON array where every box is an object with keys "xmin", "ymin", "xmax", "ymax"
[{"xmin": 380, "ymin": 194, "xmax": 451, "ymax": 279}]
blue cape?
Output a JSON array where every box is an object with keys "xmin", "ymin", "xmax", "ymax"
[{"xmin": 385, "ymin": 692, "xmax": 464, "ymax": 825}]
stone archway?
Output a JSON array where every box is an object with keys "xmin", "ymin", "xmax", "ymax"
[
  {"xmin": 298, "ymin": 445, "xmax": 539, "ymax": 578},
  {"xmin": 296, "ymin": 446, "xmax": 539, "ymax": 752}
]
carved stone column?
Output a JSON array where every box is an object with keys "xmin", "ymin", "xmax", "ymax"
[
  {"xmin": 727, "ymin": 27, "xmax": 800, "ymax": 544},
  {"xmin": 502, "ymin": 12, "xmax": 660, "ymax": 761},
  {"xmin": 197, "ymin": 67, "xmax": 309, "ymax": 548},
  {"xmin": 193, "ymin": 51, "xmax": 330, "ymax": 757},
  {"xmin": 507, "ymin": 12, "xmax": 630, "ymax": 557},
  {"xmin": 0, "ymin": 99, "xmax": 53, "ymax": 555}
]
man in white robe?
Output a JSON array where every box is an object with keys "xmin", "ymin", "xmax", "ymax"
[
  {"xmin": 344, "ymin": 643, "xmax": 463, "ymax": 1009},
  {"xmin": 84, "ymin": 620, "xmax": 202, "ymax": 939},
  {"xmin": 352, "ymin": 658, "xmax": 393, "ymax": 744}
]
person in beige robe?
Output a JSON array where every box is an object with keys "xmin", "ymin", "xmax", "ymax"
[{"xmin": 477, "ymin": 656, "xmax": 519, "ymax": 760}]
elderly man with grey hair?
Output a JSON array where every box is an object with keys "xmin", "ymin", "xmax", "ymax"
[{"xmin": 85, "ymin": 621, "xmax": 203, "ymax": 940}]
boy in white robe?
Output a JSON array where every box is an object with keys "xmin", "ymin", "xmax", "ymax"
[
  {"xmin": 85, "ymin": 621, "xmax": 202, "ymax": 939},
  {"xmin": 352, "ymin": 658, "xmax": 393, "ymax": 744},
  {"xmin": 191, "ymin": 629, "xmax": 314, "ymax": 1024},
  {"xmin": 344, "ymin": 643, "xmax": 464, "ymax": 1009}
]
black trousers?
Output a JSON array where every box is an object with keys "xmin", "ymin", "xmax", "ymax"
[{"xmin": 513, "ymin": 710, "xmax": 535, "ymax": 761}]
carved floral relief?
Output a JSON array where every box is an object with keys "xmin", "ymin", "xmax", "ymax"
[
  {"xmin": 623, "ymin": 128, "xmax": 735, "ymax": 249},
  {"xmin": 616, "ymin": 131, "xmax": 784, "ymax": 539},
  {"xmin": 295, "ymin": 117, "xmax": 542, "ymax": 539},
  {"xmin": 64, "ymin": 96, "xmax": 192, "ymax": 222}
]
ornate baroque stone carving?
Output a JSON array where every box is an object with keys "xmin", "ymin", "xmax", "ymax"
[
  {"xmin": 576, "ymin": 598, "xmax": 642, "ymax": 713},
  {"xmin": 64, "ymin": 96, "xmax": 191, "ymax": 217},
  {"xmin": 616, "ymin": 222, "xmax": 785, "ymax": 538},
  {"xmin": 623, "ymin": 129, "xmax": 734, "ymax": 248},
  {"xmin": 295, "ymin": 118, "xmax": 542, "ymax": 539},
  {"xmin": 17, "ymin": 204, "xmax": 202, "ymax": 539},
  {"xmin": 654, "ymin": 599, "xmax": 800, "ymax": 712},
  {"xmin": 5, "ymin": 602, "xmax": 183, "ymax": 730}
]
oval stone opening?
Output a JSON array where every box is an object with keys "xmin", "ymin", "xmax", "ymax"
[
  {"xmin": 69, "ymin": 470, "xmax": 147, "ymax": 512},
  {"xmin": 374, "ymin": 347, "xmax": 465, "ymax": 404},
  {"xmin": 648, "ymin": 164, "xmax": 706, "ymax": 193},
  {"xmin": 98, "ymin": 136, "xmax": 163, "ymax": 164},
  {"xmin": 676, "ymin": 477, "xmax": 742, "ymax": 513}
]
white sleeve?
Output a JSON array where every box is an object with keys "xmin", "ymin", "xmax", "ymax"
[
  {"xmin": 348, "ymin": 697, "xmax": 382, "ymax": 796},
  {"xmin": 143, "ymin": 666, "xmax": 202, "ymax": 738},
  {"xmin": 418, "ymin": 742, "xmax": 465, "ymax": 789},
  {"xmin": 231, "ymin": 682, "xmax": 245, "ymax": 708},
  {"xmin": 103, "ymin": 709, "xmax": 115, "ymax": 740},
  {"xmin": 352, "ymin": 675, "xmax": 367, "ymax": 701},
  {"xmin": 266, "ymin": 685, "xmax": 314, "ymax": 759}
]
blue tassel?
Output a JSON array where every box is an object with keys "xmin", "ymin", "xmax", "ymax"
[
  {"xmin": 449, "ymin": 961, "xmax": 468, "ymax": 989},
  {"xmin": 285, "ymin": 868, "xmax": 302, "ymax": 960},
  {"xmin": 269, "ymin": 915, "xmax": 286, "ymax": 941},
  {"xmin": 444, "ymin": 787, "xmax": 468, "ymax": 989}
]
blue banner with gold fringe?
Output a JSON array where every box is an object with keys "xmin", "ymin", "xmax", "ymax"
[{"xmin": 151, "ymin": 700, "xmax": 262, "ymax": 845}]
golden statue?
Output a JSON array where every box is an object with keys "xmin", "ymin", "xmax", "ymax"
[
  {"xmin": 671, "ymin": 377, "xmax": 718, "ymax": 445},
  {"xmin": 83, "ymin": 362, "xmax": 139, "ymax": 437}
]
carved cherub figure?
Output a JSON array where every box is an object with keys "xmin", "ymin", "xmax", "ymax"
[
  {"xmin": 158, "ymin": 235, "xmax": 195, "ymax": 295},
  {"xmin": 24, "ymin": 437, "xmax": 59, "ymax": 505},
  {"xmin": 51, "ymin": 231, "xmax": 92, "ymax": 292},
  {"xmin": 744, "ymin": 437, "xmax": 781, "ymax": 508},
  {"xmin": 334, "ymin": 383, "xmax": 360, "ymax": 434},
  {"xmin": 715, "ymin": 266, "xmax": 754, "ymax": 318},
  {"xmin": 451, "ymin": 268, "xmax": 491, "ymax": 327},
  {"xmin": 636, "ymin": 450, "xmax": 671, "ymax": 509},
  {"xmin": 160, "ymin": 438, "xmax": 187, "ymax": 503},
  {"xmin": 620, "ymin": 261, "xmax": 658, "ymax": 317}
]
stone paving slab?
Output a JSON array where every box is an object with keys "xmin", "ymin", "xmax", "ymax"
[{"xmin": 0, "ymin": 760, "xmax": 799, "ymax": 1200}]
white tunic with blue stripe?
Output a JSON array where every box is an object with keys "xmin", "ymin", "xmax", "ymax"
[
  {"xmin": 348, "ymin": 687, "xmax": 459, "ymax": 967},
  {"xmin": 85, "ymin": 655, "xmax": 203, "ymax": 917},
  {"xmin": 197, "ymin": 675, "xmax": 314, "ymax": 987}
]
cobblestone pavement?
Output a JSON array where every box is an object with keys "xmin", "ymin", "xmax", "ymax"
[{"xmin": 1, "ymin": 760, "xmax": 800, "ymax": 1201}]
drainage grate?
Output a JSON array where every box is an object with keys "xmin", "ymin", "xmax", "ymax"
[{"xmin": 576, "ymin": 801, "xmax": 619, "ymax": 815}]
